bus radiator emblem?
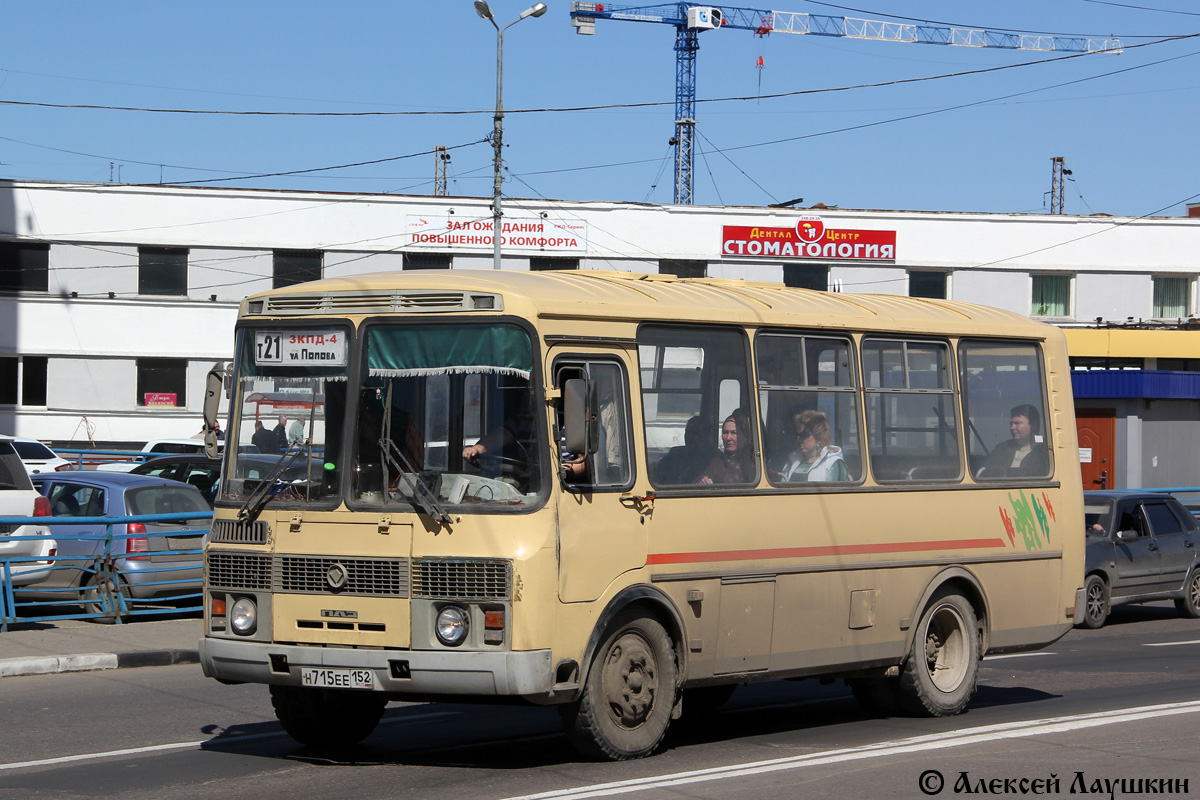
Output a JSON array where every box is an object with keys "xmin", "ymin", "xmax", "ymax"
[{"xmin": 326, "ymin": 563, "xmax": 349, "ymax": 590}]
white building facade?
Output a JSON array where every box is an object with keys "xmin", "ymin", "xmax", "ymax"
[{"xmin": 2, "ymin": 179, "xmax": 1198, "ymax": 484}]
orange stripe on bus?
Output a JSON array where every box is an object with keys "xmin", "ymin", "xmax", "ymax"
[{"xmin": 646, "ymin": 538, "xmax": 1008, "ymax": 565}]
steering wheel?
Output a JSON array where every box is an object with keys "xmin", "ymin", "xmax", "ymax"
[{"xmin": 474, "ymin": 452, "xmax": 526, "ymax": 469}]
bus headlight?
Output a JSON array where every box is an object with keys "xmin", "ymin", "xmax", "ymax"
[
  {"xmin": 230, "ymin": 596, "xmax": 257, "ymax": 635},
  {"xmin": 435, "ymin": 605, "xmax": 469, "ymax": 646}
]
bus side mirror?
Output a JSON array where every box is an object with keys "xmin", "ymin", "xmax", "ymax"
[
  {"xmin": 564, "ymin": 378, "xmax": 594, "ymax": 457},
  {"xmin": 202, "ymin": 363, "xmax": 226, "ymax": 460}
]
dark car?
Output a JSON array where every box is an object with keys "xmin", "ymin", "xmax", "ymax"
[
  {"xmin": 131, "ymin": 454, "xmax": 221, "ymax": 507},
  {"xmin": 21, "ymin": 472, "xmax": 210, "ymax": 619},
  {"xmin": 1080, "ymin": 491, "xmax": 1200, "ymax": 628}
]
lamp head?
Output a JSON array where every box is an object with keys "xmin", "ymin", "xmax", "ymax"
[
  {"xmin": 474, "ymin": 0, "xmax": 494, "ymax": 21},
  {"xmin": 521, "ymin": 2, "xmax": 548, "ymax": 19}
]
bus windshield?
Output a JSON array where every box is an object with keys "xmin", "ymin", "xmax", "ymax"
[{"xmin": 222, "ymin": 321, "xmax": 545, "ymax": 514}]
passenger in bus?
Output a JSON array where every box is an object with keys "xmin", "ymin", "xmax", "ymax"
[
  {"xmin": 777, "ymin": 411, "xmax": 848, "ymax": 482},
  {"xmin": 655, "ymin": 415, "xmax": 718, "ymax": 484},
  {"xmin": 978, "ymin": 404, "xmax": 1049, "ymax": 478},
  {"xmin": 698, "ymin": 409, "xmax": 754, "ymax": 485}
]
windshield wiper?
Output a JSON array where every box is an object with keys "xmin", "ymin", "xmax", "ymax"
[
  {"xmin": 237, "ymin": 443, "xmax": 306, "ymax": 521},
  {"xmin": 379, "ymin": 437, "xmax": 451, "ymax": 525},
  {"xmin": 377, "ymin": 382, "xmax": 451, "ymax": 526}
]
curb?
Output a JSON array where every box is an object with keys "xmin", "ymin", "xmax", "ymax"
[{"xmin": 0, "ymin": 649, "xmax": 200, "ymax": 678}]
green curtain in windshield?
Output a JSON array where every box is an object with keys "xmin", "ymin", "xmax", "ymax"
[{"xmin": 367, "ymin": 325, "xmax": 532, "ymax": 379}]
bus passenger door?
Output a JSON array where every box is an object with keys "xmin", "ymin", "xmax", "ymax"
[{"xmin": 552, "ymin": 352, "xmax": 647, "ymax": 603}]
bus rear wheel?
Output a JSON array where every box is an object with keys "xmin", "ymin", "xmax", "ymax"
[
  {"xmin": 562, "ymin": 611, "xmax": 677, "ymax": 761},
  {"xmin": 896, "ymin": 591, "xmax": 979, "ymax": 717},
  {"xmin": 269, "ymin": 685, "xmax": 386, "ymax": 748}
]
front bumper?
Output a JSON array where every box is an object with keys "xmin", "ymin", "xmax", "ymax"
[{"xmin": 199, "ymin": 636, "xmax": 554, "ymax": 697}]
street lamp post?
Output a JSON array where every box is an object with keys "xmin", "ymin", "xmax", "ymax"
[{"xmin": 475, "ymin": 1, "xmax": 547, "ymax": 270}]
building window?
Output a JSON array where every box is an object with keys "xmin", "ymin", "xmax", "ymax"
[
  {"xmin": 783, "ymin": 264, "xmax": 829, "ymax": 291},
  {"xmin": 403, "ymin": 253, "xmax": 451, "ymax": 270},
  {"xmin": 1152, "ymin": 276, "xmax": 1191, "ymax": 319},
  {"xmin": 909, "ymin": 271, "xmax": 947, "ymax": 299},
  {"xmin": 136, "ymin": 358, "xmax": 187, "ymax": 407},
  {"xmin": 659, "ymin": 259, "xmax": 707, "ymax": 278},
  {"xmin": 1158, "ymin": 358, "xmax": 1200, "ymax": 371},
  {"xmin": 530, "ymin": 257, "xmax": 579, "ymax": 271},
  {"xmin": 138, "ymin": 247, "xmax": 189, "ymax": 296},
  {"xmin": 273, "ymin": 250, "xmax": 323, "ymax": 289},
  {"xmin": 1070, "ymin": 357, "xmax": 1144, "ymax": 371},
  {"xmin": 0, "ymin": 356, "xmax": 48, "ymax": 406},
  {"xmin": 1031, "ymin": 274, "xmax": 1070, "ymax": 317},
  {"xmin": 0, "ymin": 241, "xmax": 50, "ymax": 293}
]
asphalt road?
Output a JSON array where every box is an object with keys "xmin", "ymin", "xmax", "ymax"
[{"xmin": 1, "ymin": 602, "xmax": 1197, "ymax": 800}]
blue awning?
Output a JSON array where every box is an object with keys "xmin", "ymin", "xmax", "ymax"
[{"xmin": 1071, "ymin": 370, "xmax": 1200, "ymax": 400}]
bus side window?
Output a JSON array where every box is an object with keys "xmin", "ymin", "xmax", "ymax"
[
  {"xmin": 863, "ymin": 338, "xmax": 961, "ymax": 483},
  {"xmin": 639, "ymin": 325, "xmax": 755, "ymax": 488},
  {"xmin": 959, "ymin": 340, "xmax": 1052, "ymax": 482},
  {"xmin": 756, "ymin": 332, "xmax": 860, "ymax": 486},
  {"xmin": 554, "ymin": 359, "xmax": 633, "ymax": 490}
]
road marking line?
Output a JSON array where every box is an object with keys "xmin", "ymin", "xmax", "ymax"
[
  {"xmin": 499, "ymin": 700, "xmax": 1200, "ymax": 800},
  {"xmin": 0, "ymin": 711, "xmax": 456, "ymax": 772},
  {"xmin": 1144, "ymin": 639, "xmax": 1200, "ymax": 647},
  {"xmin": 983, "ymin": 652, "xmax": 1055, "ymax": 661}
]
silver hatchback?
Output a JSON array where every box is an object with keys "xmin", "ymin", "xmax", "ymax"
[{"xmin": 21, "ymin": 471, "xmax": 209, "ymax": 618}]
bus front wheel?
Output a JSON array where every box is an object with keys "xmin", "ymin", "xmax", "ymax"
[
  {"xmin": 562, "ymin": 611, "xmax": 678, "ymax": 760},
  {"xmin": 896, "ymin": 591, "xmax": 979, "ymax": 717},
  {"xmin": 270, "ymin": 685, "xmax": 386, "ymax": 748}
]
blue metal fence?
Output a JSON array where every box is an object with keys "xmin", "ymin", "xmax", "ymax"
[{"xmin": 0, "ymin": 511, "xmax": 212, "ymax": 631}]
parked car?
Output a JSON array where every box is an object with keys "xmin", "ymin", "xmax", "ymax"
[
  {"xmin": 96, "ymin": 439, "xmax": 258, "ymax": 473},
  {"xmin": 1080, "ymin": 490, "xmax": 1200, "ymax": 629},
  {"xmin": 0, "ymin": 436, "xmax": 58, "ymax": 588},
  {"xmin": 21, "ymin": 472, "xmax": 210, "ymax": 619},
  {"xmin": 130, "ymin": 454, "xmax": 221, "ymax": 508},
  {"xmin": 2, "ymin": 435, "xmax": 73, "ymax": 476}
]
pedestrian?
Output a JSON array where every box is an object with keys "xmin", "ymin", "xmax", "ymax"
[
  {"xmin": 251, "ymin": 419, "xmax": 276, "ymax": 453},
  {"xmin": 273, "ymin": 415, "xmax": 288, "ymax": 452}
]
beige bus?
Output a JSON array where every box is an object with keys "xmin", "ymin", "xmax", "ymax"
[{"xmin": 199, "ymin": 270, "xmax": 1085, "ymax": 760}]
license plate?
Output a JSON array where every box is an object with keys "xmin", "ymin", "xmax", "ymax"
[{"xmin": 300, "ymin": 668, "xmax": 373, "ymax": 689}]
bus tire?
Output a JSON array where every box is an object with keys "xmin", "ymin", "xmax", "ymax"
[
  {"xmin": 1175, "ymin": 569, "xmax": 1200, "ymax": 619},
  {"xmin": 848, "ymin": 677, "xmax": 903, "ymax": 717},
  {"xmin": 269, "ymin": 685, "xmax": 386, "ymax": 748},
  {"xmin": 1081, "ymin": 574, "xmax": 1110, "ymax": 629},
  {"xmin": 896, "ymin": 591, "xmax": 979, "ymax": 717},
  {"xmin": 563, "ymin": 611, "xmax": 677, "ymax": 760}
]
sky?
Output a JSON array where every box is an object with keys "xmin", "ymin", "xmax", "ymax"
[{"xmin": 1, "ymin": 1, "xmax": 1198, "ymax": 218}]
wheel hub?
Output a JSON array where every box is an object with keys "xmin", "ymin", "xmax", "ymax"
[{"xmin": 602, "ymin": 633, "xmax": 659, "ymax": 729}]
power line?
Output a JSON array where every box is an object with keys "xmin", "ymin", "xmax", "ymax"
[{"xmin": 1, "ymin": 34, "xmax": 1193, "ymax": 121}]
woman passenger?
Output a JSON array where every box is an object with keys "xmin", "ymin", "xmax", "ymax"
[{"xmin": 698, "ymin": 409, "xmax": 755, "ymax": 485}]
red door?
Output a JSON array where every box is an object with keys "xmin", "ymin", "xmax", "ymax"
[{"xmin": 1076, "ymin": 409, "xmax": 1116, "ymax": 490}]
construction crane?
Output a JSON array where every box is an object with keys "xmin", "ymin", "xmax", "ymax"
[{"xmin": 570, "ymin": 3, "xmax": 1123, "ymax": 205}]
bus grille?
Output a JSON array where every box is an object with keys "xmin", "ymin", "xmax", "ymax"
[
  {"xmin": 206, "ymin": 552, "xmax": 409, "ymax": 597},
  {"xmin": 209, "ymin": 519, "xmax": 269, "ymax": 545},
  {"xmin": 411, "ymin": 558, "xmax": 511, "ymax": 600},
  {"xmin": 278, "ymin": 556, "xmax": 409, "ymax": 596},
  {"xmin": 207, "ymin": 552, "xmax": 272, "ymax": 590}
]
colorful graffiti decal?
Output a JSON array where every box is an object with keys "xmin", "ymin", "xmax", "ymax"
[{"xmin": 999, "ymin": 490, "xmax": 1052, "ymax": 552}]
